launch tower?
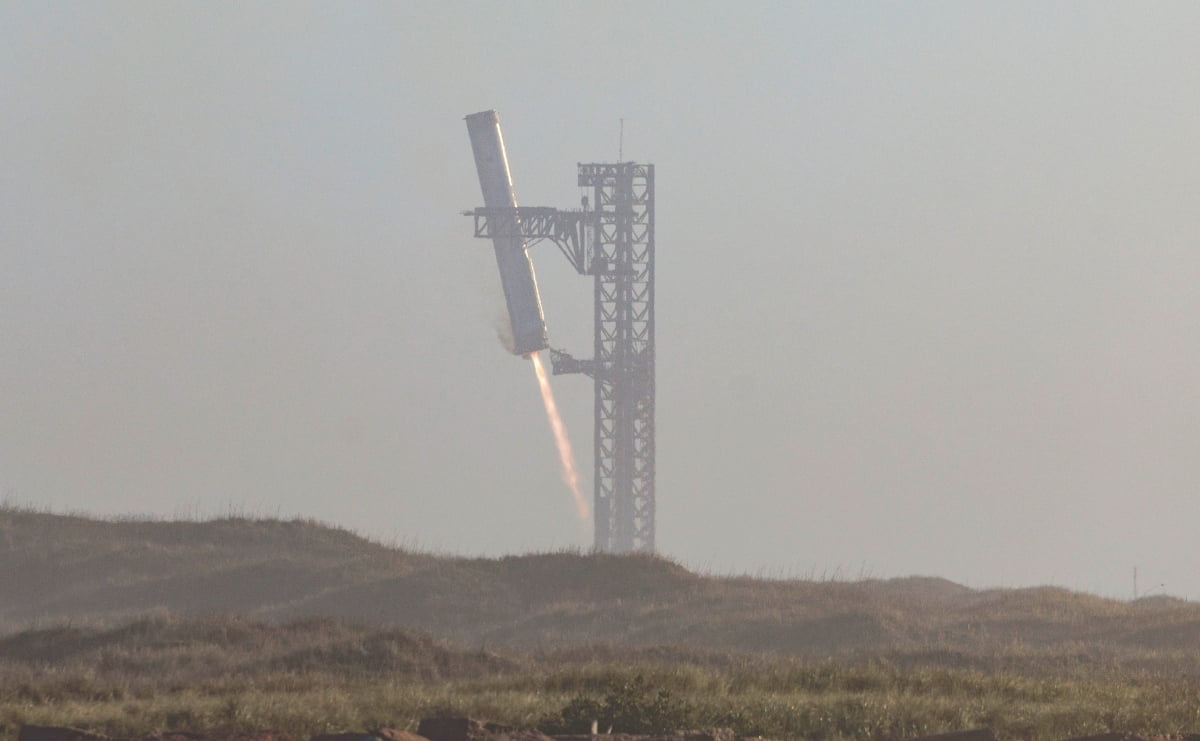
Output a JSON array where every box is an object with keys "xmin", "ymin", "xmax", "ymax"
[
  {"xmin": 558, "ymin": 163, "xmax": 656, "ymax": 553},
  {"xmin": 465, "ymin": 113, "xmax": 655, "ymax": 553}
]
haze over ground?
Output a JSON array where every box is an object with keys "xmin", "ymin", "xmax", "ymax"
[{"xmin": 2, "ymin": 3, "xmax": 1198, "ymax": 599}]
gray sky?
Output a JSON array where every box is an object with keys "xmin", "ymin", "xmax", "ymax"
[{"xmin": 3, "ymin": 2, "xmax": 1199, "ymax": 599}]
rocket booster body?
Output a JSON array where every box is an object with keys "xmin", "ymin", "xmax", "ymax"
[{"xmin": 465, "ymin": 110, "xmax": 549, "ymax": 357}]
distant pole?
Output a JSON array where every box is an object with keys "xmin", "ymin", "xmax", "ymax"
[{"xmin": 619, "ymin": 118, "xmax": 624, "ymax": 161}]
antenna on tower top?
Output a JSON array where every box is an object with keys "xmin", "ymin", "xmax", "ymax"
[{"xmin": 619, "ymin": 118, "xmax": 624, "ymax": 161}]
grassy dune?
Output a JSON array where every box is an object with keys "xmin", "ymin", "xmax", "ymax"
[
  {"xmin": 4, "ymin": 508, "xmax": 1200, "ymax": 741},
  {"xmin": 3, "ymin": 507, "xmax": 1199, "ymax": 661}
]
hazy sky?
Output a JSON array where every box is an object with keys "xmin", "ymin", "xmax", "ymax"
[{"xmin": 3, "ymin": 2, "xmax": 1199, "ymax": 599}]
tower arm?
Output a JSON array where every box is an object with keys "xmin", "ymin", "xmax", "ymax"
[
  {"xmin": 464, "ymin": 207, "xmax": 593, "ymax": 275},
  {"xmin": 548, "ymin": 348, "xmax": 596, "ymax": 378}
]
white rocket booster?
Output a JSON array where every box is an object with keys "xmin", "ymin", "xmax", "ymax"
[{"xmin": 465, "ymin": 110, "xmax": 549, "ymax": 357}]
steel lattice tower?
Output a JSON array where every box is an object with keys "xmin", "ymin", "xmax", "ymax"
[
  {"xmin": 572, "ymin": 163, "xmax": 655, "ymax": 552},
  {"xmin": 467, "ymin": 160, "xmax": 655, "ymax": 553}
]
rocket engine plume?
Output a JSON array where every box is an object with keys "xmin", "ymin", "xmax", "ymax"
[{"xmin": 530, "ymin": 350, "xmax": 590, "ymax": 521}]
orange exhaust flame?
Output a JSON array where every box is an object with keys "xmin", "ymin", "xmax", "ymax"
[{"xmin": 530, "ymin": 350, "xmax": 590, "ymax": 522}]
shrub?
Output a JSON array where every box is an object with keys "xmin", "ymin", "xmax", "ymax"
[{"xmin": 544, "ymin": 674, "xmax": 691, "ymax": 734}]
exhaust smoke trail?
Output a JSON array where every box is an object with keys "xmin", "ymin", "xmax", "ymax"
[{"xmin": 530, "ymin": 350, "xmax": 590, "ymax": 521}]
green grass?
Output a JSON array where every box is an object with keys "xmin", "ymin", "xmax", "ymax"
[{"xmin": 2, "ymin": 616, "xmax": 1200, "ymax": 741}]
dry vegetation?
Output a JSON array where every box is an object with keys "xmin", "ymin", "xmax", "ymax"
[{"xmin": 3, "ymin": 507, "xmax": 1200, "ymax": 741}]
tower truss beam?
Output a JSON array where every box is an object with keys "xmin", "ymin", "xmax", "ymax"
[{"xmin": 466, "ymin": 207, "xmax": 593, "ymax": 275}]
